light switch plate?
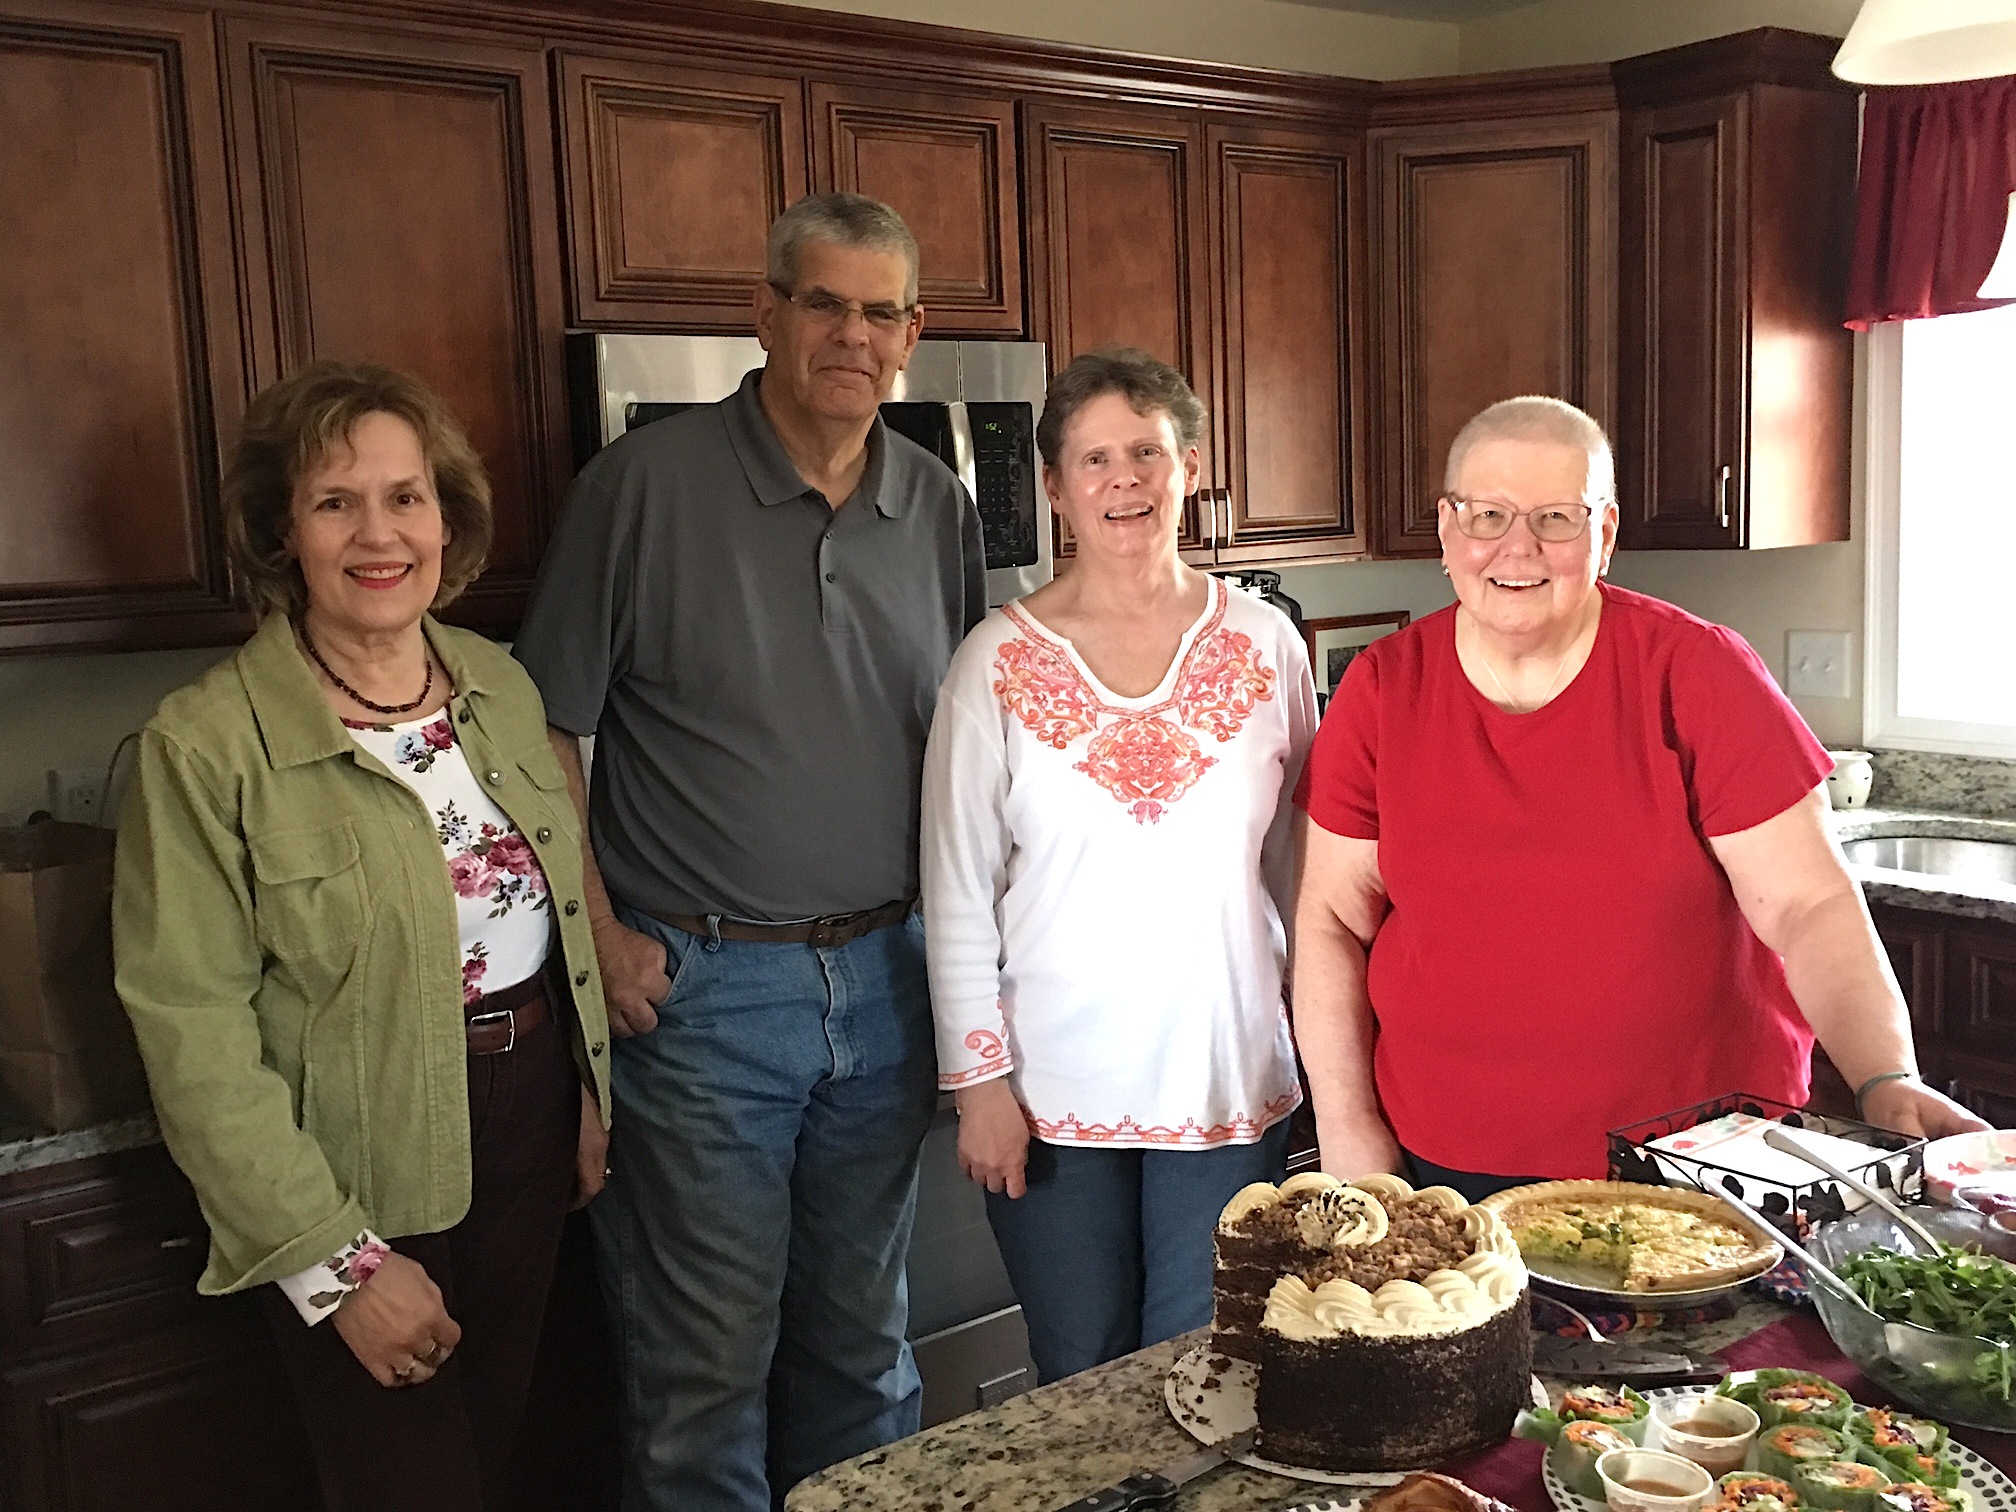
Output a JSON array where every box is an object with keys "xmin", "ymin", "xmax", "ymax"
[{"xmin": 1786, "ymin": 630, "xmax": 1853, "ymax": 699}]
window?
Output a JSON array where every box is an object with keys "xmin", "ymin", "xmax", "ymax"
[{"xmin": 1866, "ymin": 302, "xmax": 2016, "ymax": 754}]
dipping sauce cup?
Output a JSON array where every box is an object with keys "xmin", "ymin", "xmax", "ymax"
[
  {"xmin": 1653, "ymin": 1395, "xmax": 1760, "ymax": 1475},
  {"xmin": 1595, "ymin": 1448, "xmax": 1715, "ymax": 1512}
]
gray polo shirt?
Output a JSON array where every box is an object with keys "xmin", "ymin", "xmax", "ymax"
[{"xmin": 515, "ymin": 368, "xmax": 984, "ymax": 923}]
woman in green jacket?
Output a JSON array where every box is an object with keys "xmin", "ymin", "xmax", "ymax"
[{"xmin": 113, "ymin": 360, "xmax": 612, "ymax": 1512}]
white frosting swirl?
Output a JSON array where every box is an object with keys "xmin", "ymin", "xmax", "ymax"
[
  {"xmin": 1279, "ymin": 1172, "xmax": 1343, "ymax": 1199},
  {"xmin": 1252, "ymin": 1172, "xmax": 1529, "ymax": 1341},
  {"xmin": 1219, "ymin": 1182, "xmax": 1285, "ymax": 1229},
  {"xmin": 1295, "ymin": 1185, "xmax": 1391, "ymax": 1250}
]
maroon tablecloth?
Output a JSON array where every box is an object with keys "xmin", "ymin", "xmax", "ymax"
[{"xmin": 1441, "ymin": 1313, "xmax": 2016, "ymax": 1512}]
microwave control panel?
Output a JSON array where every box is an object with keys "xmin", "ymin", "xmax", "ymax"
[{"xmin": 966, "ymin": 402, "xmax": 1039, "ymax": 571}]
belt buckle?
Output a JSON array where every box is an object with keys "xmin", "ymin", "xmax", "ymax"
[
  {"xmin": 809, "ymin": 912, "xmax": 856, "ymax": 947},
  {"xmin": 468, "ymin": 1007, "xmax": 516, "ymax": 1053}
]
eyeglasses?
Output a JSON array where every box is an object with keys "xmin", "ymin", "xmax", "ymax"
[
  {"xmin": 768, "ymin": 282, "xmax": 916, "ymax": 333},
  {"xmin": 1443, "ymin": 494, "xmax": 1604, "ymax": 543}
]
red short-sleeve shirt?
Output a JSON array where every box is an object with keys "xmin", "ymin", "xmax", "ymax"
[{"xmin": 1295, "ymin": 585, "xmax": 1834, "ymax": 1178}]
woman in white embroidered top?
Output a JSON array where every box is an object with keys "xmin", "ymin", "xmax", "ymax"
[
  {"xmin": 922, "ymin": 348, "xmax": 1317, "ymax": 1382},
  {"xmin": 112, "ymin": 361, "xmax": 611, "ymax": 1512}
]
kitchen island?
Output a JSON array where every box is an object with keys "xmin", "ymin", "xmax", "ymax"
[{"xmin": 785, "ymin": 1299, "xmax": 1790, "ymax": 1512}]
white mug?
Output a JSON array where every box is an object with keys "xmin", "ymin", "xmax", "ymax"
[{"xmin": 1824, "ymin": 749, "xmax": 1874, "ymax": 809}]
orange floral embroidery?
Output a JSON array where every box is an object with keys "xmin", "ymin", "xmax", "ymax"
[
  {"xmin": 992, "ymin": 637, "xmax": 1099, "ymax": 748},
  {"xmin": 965, "ymin": 1029, "xmax": 1006, "ymax": 1062},
  {"xmin": 1178, "ymin": 629, "xmax": 1277, "ymax": 742},
  {"xmin": 1073, "ymin": 717, "xmax": 1214, "ymax": 825},
  {"xmin": 1024, "ymin": 1087, "xmax": 1302, "ymax": 1146},
  {"xmin": 994, "ymin": 587, "xmax": 1276, "ymax": 824}
]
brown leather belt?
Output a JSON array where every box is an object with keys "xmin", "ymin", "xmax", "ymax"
[
  {"xmin": 466, "ymin": 969, "xmax": 548, "ymax": 1055},
  {"xmin": 649, "ymin": 898, "xmax": 915, "ymax": 950}
]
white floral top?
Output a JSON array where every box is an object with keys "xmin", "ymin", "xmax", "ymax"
[
  {"xmin": 348, "ymin": 711, "xmax": 554, "ymax": 1005},
  {"xmin": 276, "ymin": 710, "xmax": 555, "ymax": 1325}
]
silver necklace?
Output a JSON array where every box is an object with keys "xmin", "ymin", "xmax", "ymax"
[{"xmin": 1469, "ymin": 619, "xmax": 1583, "ymax": 714}]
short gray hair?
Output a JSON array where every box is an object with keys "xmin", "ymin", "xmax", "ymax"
[
  {"xmin": 1037, "ymin": 348, "xmax": 1207, "ymax": 469},
  {"xmin": 1444, "ymin": 395, "xmax": 1615, "ymax": 502},
  {"xmin": 766, "ymin": 192, "xmax": 920, "ymax": 307}
]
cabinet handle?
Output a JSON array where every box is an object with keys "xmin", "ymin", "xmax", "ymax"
[
  {"xmin": 1205, "ymin": 491, "xmax": 1219, "ymax": 551},
  {"xmin": 1716, "ymin": 465, "xmax": 1732, "ymax": 529}
]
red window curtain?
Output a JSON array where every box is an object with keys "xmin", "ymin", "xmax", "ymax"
[{"xmin": 1846, "ymin": 76, "xmax": 2016, "ymax": 329}]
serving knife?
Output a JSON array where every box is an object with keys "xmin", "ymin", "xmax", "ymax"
[
  {"xmin": 1050, "ymin": 1429, "xmax": 1257, "ymax": 1510},
  {"xmin": 1530, "ymin": 1333, "xmax": 1729, "ymax": 1384}
]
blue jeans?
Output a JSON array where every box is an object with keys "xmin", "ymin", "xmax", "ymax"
[
  {"xmin": 985, "ymin": 1121, "xmax": 1290, "ymax": 1384},
  {"xmin": 592, "ymin": 907, "xmax": 937, "ymax": 1512}
]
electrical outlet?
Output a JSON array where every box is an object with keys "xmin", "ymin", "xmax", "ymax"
[
  {"xmin": 1786, "ymin": 630, "xmax": 1853, "ymax": 699},
  {"xmin": 976, "ymin": 1367, "xmax": 1031, "ymax": 1409},
  {"xmin": 45, "ymin": 767, "xmax": 104, "ymax": 825}
]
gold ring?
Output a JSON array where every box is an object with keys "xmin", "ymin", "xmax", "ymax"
[{"xmin": 418, "ymin": 1342, "xmax": 446, "ymax": 1367}]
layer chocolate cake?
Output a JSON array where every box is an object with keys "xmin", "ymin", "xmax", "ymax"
[{"xmin": 1212, "ymin": 1172, "xmax": 1532, "ymax": 1472}]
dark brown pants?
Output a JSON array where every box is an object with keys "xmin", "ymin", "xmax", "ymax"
[{"xmin": 262, "ymin": 994, "xmax": 579, "ymax": 1512}]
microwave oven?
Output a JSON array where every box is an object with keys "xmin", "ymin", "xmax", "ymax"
[{"xmin": 566, "ymin": 333, "xmax": 1053, "ymax": 606}]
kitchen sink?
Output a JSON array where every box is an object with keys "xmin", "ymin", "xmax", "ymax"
[{"xmin": 1841, "ymin": 834, "xmax": 2016, "ymax": 885}]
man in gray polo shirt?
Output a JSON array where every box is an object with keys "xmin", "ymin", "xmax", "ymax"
[{"xmin": 515, "ymin": 194, "xmax": 983, "ymax": 1512}]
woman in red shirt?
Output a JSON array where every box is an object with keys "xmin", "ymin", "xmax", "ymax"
[{"xmin": 1292, "ymin": 396, "xmax": 1985, "ymax": 1198}]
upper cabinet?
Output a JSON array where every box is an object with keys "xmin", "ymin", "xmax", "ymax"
[
  {"xmin": 1614, "ymin": 34, "xmax": 1857, "ymax": 550},
  {"xmin": 1025, "ymin": 101, "xmax": 1216, "ymax": 554},
  {"xmin": 223, "ymin": 13, "xmax": 573, "ymax": 631},
  {"xmin": 1369, "ymin": 111, "xmax": 1617, "ymax": 559},
  {"xmin": 0, "ymin": 0, "xmax": 247, "ymax": 654},
  {"xmin": 810, "ymin": 81, "xmax": 1023, "ymax": 336},
  {"xmin": 1209, "ymin": 121, "xmax": 1368, "ymax": 563},
  {"xmin": 557, "ymin": 54, "xmax": 808, "ymax": 330}
]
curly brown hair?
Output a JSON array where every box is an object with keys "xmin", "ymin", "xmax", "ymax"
[
  {"xmin": 223, "ymin": 360, "xmax": 493, "ymax": 619},
  {"xmin": 1035, "ymin": 348, "xmax": 1207, "ymax": 470}
]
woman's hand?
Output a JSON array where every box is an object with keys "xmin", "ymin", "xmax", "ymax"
[
  {"xmin": 1317, "ymin": 1113, "xmax": 1404, "ymax": 1182},
  {"xmin": 330, "ymin": 1251, "xmax": 461, "ymax": 1388},
  {"xmin": 1861, "ymin": 1075, "xmax": 1991, "ymax": 1140},
  {"xmin": 572, "ymin": 1083, "xmax": 610, "ymax": 1210},
  {"xmin": 593, "ymin": 916, "xmax": 670, "ymax": 1038},
  {"xmin": 956, "ymin": 1079, "xmax": 1030, "ymax": 1198}
]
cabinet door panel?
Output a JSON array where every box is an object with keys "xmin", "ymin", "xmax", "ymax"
[
  {"xmin": 1372, "ymin": 118, "xmax": 1615, "ymax": 558},
  {"xmin": 1026, "ymin": 102, "xmax": 1212, "ymax": 554},
  {"xmin": 560, "ymin": 54, "xmax": 807, "ymax": 329},
  {"xmin": 1, "ymin": 1315, "xmax": 316, "ymax": 1512},
  {"xmin": 1871, "ymin": 902, "xmax": 1943, "ymax": 1038},
  {"xmin": 226, "ymin": 17, "xmax": 570, "ymax": 631},
  {"xmin": 1212, "ymin": 124, "xmax": 1366, "ymax": 562},
  {"xmin": 0, "ymin": 3, "xmax": 246, "ymax": 653},
  {"xmin": 812, "ymin": 81, "xmax": 1021, "ymax": 335},
  {"xmin": 1942, "ymin": 925, "xmax": 2016, "ymax": 1062},
  {"xmin": 1617, "ymin": 97, "xmax": 1744, "ymax": 549},
  {"xmin": 1939, "ymin": 1050, "xmax": 2016, "ymax": 1129}
]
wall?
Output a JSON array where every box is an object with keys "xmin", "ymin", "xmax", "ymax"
[
  {"xmin": 791, "ymin": 0, "xmax": 1460, "ymax": 78},
  {"xmin": 1456, "ymin": 0, "xmax": 1859, "ymax": 72}
]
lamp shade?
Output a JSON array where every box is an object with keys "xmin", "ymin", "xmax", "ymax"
[{"xmin": 1834, "ymin": 0, "xmax": 2016, "ymax": 84}]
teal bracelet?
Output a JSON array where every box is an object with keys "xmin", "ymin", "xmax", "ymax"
[{"xmin": 1854, "ymin": 1069, "xmax": 1917, "ymax": 1118}]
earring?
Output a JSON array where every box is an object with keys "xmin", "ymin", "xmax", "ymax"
[{"xmin": 1440, "ymin": 565, "xmax": 1450, "ymax": 577}]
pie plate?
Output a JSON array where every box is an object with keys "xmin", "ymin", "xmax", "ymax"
[
  {"xmin": 1480, "ymin": 1181, "xmax": 1784, "ymax": 1309},
  {"xmin": 1540, "ymin": 1378, "xmax": 2016, "ymax": 1512},
  {"xmin": 1164, "ymin": 1341, "xmax": 1547, "ymax": 1488}
]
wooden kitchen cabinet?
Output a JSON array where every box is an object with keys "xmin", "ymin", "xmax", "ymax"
[
  {"xmin": 811, "ymin": 80, "xmax": 1022, "ymax": 336},
  {"xmin": 221, "ymin": 12, "xmax": 574, "ymax": 635},
  {"xmin": 558, "ymin": 52, "xmax": 809, "ymax": 331},
  {"xmin": 1613, "ymin": 32, "xmax": 1857, "ymax": 550},
  {"xmin": 1025, "ymin": 100, "xmax": 1216, "ymax": 555},
  {"xmin": 0, "ymin": 0, "xmax": 248, "ymax": 655},
  {"xmin": 0, "ymin": 1146, "xmax": 319, "ymax": 1512},
  {"xmin": 1368, "ymin": 113, "xmax": 1617, "ymax": 559},
  {"xmin": 1209, "ymin": 121, "xmax": 1369, "ymax": 563}
]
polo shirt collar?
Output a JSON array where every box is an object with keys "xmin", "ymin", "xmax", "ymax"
[
  {"xmin": 727, "ymin": 367, "xmax": 902, "ymax": 519},
  {"xmin": 240, "ymin": 611, "xmax": 493, "ymax": 770}
]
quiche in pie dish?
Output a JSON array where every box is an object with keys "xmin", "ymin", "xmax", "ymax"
[{"xmin": 1479, "ymin": 1181, "xmax": 1782, "ymax": 1293}]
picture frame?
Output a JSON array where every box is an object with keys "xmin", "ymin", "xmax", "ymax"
[{"xmin": 1304, "ymin": 611, "xmax": 1411, "ymax": 704}]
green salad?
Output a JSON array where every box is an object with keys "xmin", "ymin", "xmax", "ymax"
[{"xmin": 1835, "ymin": 1245, "xmax": 2016, "ymax": 1407}]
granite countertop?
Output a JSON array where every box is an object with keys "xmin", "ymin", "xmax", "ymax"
[
  {"xmin": 1832, "ymin": 806, "xmax": 2016, "ymax": 925},
  {"xmin": 0, "ymin": 1111, "xmax": 160, "ymax": 1177},
  {"xmin": 784, "ymin": 1299, "xmax": 1792, "ymax": 1512}
]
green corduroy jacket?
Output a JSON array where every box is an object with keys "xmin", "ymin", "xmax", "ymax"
[{"xmin": 113, "ymin": 612, "xmax": 611, "ymax": 1295}]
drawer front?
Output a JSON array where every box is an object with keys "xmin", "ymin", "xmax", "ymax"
[{"xmin": 1, "ymin": 1151, "xmax": 207, "ymax": 1359}]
